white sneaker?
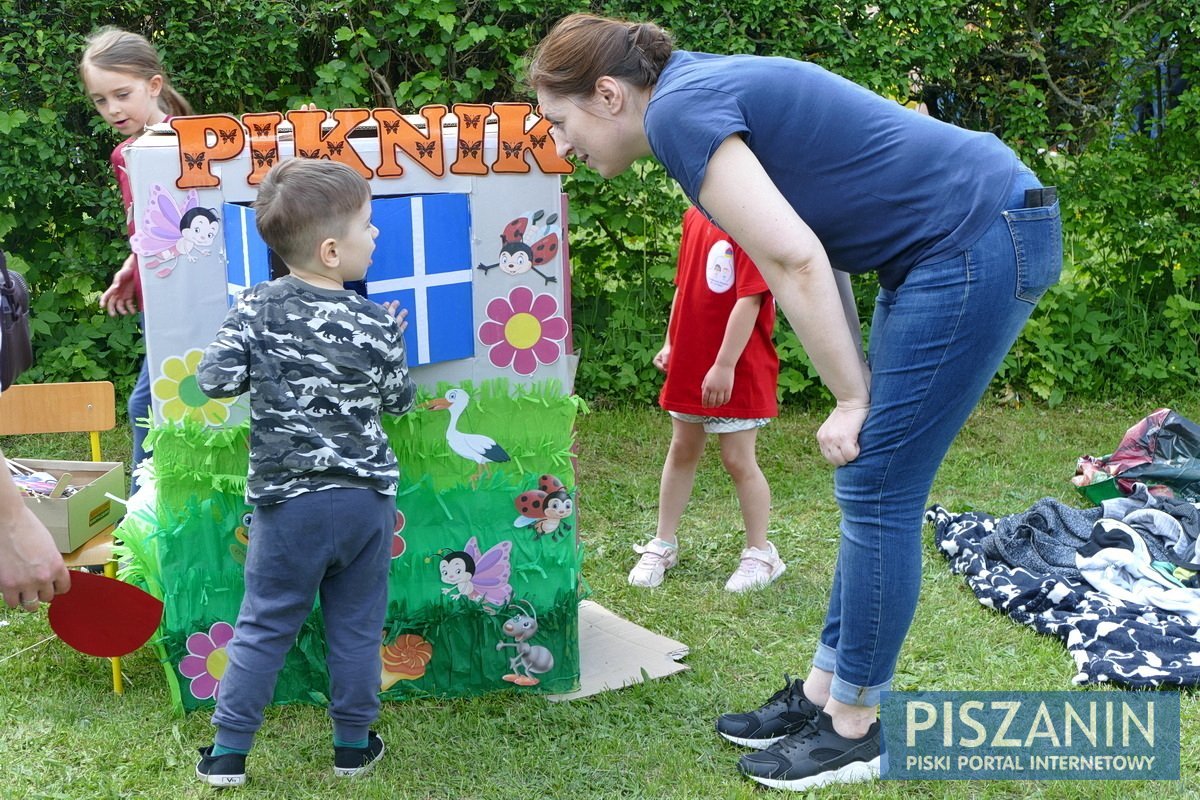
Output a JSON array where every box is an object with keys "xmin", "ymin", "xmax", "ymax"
[
  {"xmin": 725, "ymin": 542, "xmax": 786, "ymax": 592},
  {"xmin": 628, "ymin": 537, "xmax": 679, "ymax": 588}
]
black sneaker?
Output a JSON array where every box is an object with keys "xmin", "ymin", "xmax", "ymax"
[
  {"xmin": 195, "ymin": 746, "xmax": 247, "ymax": 788},
  {"xmin": 715, "ymin": 675, "xmax": 822, "ymax": 749},
  {"xmin": 334, "ymin": 731, "xmax": 385, "ymax": 778},
  {"xmin": 737, "ymin": 711, "xmax": 881, "ymax": 791}
]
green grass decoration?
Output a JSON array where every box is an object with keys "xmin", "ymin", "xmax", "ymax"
[{"xmin": 114, "ymin": 378, "xmax": 585, "ymax": 714}]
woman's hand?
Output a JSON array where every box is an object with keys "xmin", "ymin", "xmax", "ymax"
[
  {"xmin": 99, "ymin": 253, "xmax": 139, "ymax": 316},
  {"xmin": 817, "ymin": 402, "xmax": 870, "ymax": 466}
]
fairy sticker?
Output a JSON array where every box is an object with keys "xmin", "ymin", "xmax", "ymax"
[
  {"xmin": 131, "ymin": 183, "xmax": 220, "ymax": 277},
  {"xmin": 513, "ymin": 474, "xmax": 574, "ymax": 541},
  {"xmin": 477, "ymin": 209, "xmax": 560, "ymax": 285},
  {"xmin": 438, "ymin": 536, "xmax": 513, "ymax": 609}
]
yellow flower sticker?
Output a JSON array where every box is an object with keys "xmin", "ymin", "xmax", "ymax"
[{"xmin": 152, "ymin": 349, "xmax": 234, "ymax": 425}]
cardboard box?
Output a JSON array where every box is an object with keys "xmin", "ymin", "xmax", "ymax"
[{"xmin": 13, "ymin": 459, "xmax": 125, "ymax": 552}]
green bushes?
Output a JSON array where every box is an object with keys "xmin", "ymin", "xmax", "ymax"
[{"xmin": 1, "ymin": 1, "xmax": 1195, "ymax": 407}]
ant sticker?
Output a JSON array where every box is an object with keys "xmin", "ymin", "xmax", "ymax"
[
  {"xmin": 434, "ymin": 536, "xmax": 513, "ymax": 610},
  {"xmin": 513, "ymin": 474, "xmax": 574, "ymax": 541},
  {"xmin": 496, "ymin": 600, "xmax": 555, "ymax": 686},
  {"xmin": 477, "ymin": 209, "xmax": 560, "ymax": 285},
  {"xmin": 131, "ymin": 184, "xmax": 220, "ymax": 277}
]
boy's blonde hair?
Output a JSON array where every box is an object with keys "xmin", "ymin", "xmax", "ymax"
[
  {"xmin": 254, "ymin": 159, "xmax": 371, "ymax": 267},
  {"xmin": 80, "ymin": 26, "xmax": 193, "ymax": 117}
]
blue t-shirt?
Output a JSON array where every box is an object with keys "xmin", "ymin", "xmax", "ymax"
[{"xmin": 645, "ymin": 51, "xmax": 1021, "ymax": 289}]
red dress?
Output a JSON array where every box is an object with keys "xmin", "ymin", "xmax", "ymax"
[{"xmin": 659, "ymin": 207, "xmax": 778, "ymax": 418}]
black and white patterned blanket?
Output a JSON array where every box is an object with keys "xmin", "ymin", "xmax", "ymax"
[{"xmin": 926, "ymin": 505, "xmax": 1200, "ymax": 687}]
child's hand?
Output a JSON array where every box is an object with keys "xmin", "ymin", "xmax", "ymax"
[
  {"xmin": 652, "ymin": 344, "xmax": 670, "ymax": 373},
  {"xmin": 382, "ymin": 301, "xmax": 409, "ymax": 334},
  {"xmin": 701, "ymin": 365, "xmax": 734, "ymax": 407},
  {"xmin": 99, "ymin": 253, "xmax": 139, "ymax": 316}
]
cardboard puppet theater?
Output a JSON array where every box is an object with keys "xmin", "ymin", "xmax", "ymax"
[{"xmin": 113, "ymin": 105, "xmax": 595, "ymax": 712}]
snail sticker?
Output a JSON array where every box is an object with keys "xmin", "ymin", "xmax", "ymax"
[
  {"xmin": 496, "ymin": 600, "xmax": 555, "ymax": 686},
  {"xmin": 380, "ymin": 633, "xmax": 433, "ymax": 691},
  {"xmin": 513, "ymin": 474, "xmax": 574, "ymax": 541},
  {"xmin": 477, "ymin": 209, "xmax": 560, "ymax": 285}
]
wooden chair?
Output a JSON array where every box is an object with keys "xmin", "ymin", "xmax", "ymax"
[{"xmin": 0, "ymin": 381, "xmax": 128, "ymax": 693}]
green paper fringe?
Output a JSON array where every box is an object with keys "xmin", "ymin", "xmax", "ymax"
[{"xmin": 121, "ymin": 380, "xmax": 585, "ymax": 713}]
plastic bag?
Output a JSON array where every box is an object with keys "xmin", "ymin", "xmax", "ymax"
[{"xmin": 1099, "ymin": 409, "xmax": 1200, "ymax": 501}]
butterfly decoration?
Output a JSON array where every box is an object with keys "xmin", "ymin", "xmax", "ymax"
[
  {"xmin": 130, "ymin": 184, "xmax": 221, "ymax": 278},
  {"xmin": 251, "ymin": 122, "xmax": 275, "ymax": 137},
  {"xmin": 251, "ymin": 147, "xmax": 277, "ymax": 168},
  {"xmin": 513, "ymin": 474, "xmax": 574, "ymax": 541},
  {"xmin": 476, "ymin": 208, "xmax": 560, "ymax": 285},
  {"xmin": 458, "ymin": 139, "xmax": 482, "ymax": 158},
  {"xmin": 530, "ymin": 134, "xmax": 548, "ymax": 150},
  {"xmin": 183, "ymin": 152, "xmax": 205, "ymax": 170},
  {"xmin": 501, "ymin": 140, "xmax": 524, "ymax": 159},
  {"xmin": 298, "ymin": 148, "xmax": 323, "ymax": 159},
  {"xmin": 415, "ymin": 140, "xmax": 436, "ymax": 159},
  {"xmin": 382, "ymin": 119, "xmax": 401, "ymax": 135},
  {"xmin": 462, "ymin": 113, "xmax": 482, "ymax": 129},
  {"xmin": 326, "ymin": 140, "xmax": 345, "ymax": 156},
  {"xmin": 218, "ymin": 128, "xmax": 239, "ymax": 144},
  {"xmin": 439, "ymin": 536, "xmax": 513, "ymax": 609}
]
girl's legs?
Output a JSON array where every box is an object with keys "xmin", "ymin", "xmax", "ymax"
[
  {"xmin": 716, "ymin": 427, "xmax": 770, "ymax": 550},
  {"xmin": 655, "ymin": 416, "xmax": 708, "ymax": 544},
  {"xmin": 629, "ymin": 415, "xmax": 706, "ymax": 587},
  {"xmin": 812, "ymin": 174, "xmax": 1061, "ymax": 736}
]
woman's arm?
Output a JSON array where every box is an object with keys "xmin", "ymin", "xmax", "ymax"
[
  {"xmin": 698, "ymin": 135, "xmax": 870, "ymax": 465},
  {"xmin": 0, "ymin": 448, "xmax": 70, "ymax": 609}
]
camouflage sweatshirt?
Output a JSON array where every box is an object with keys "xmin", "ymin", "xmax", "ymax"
[{"xmin": 197, "ymin": 275, "xmax": 416, "ymax": 505}]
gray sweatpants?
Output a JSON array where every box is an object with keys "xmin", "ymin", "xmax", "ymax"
[{"xmin": 211, "ymin": 487, "xmax": 394, "ymax": 750}]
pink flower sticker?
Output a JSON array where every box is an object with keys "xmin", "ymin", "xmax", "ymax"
[
  {"xmin": 477, "ymin": 286, "xmax": 568, "ymax": 376},
  {"xmin": 178, "ymin": 621, "xmax": 234, "ymax": 700}
]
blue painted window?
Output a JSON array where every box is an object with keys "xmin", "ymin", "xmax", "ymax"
[{"xmin": 221, "ymin": 194, "xmax": 475, "ymax": 366}]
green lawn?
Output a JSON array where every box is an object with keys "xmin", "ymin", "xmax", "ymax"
[{"xmin": 2, "ymin": 395, "xmax": 1198, "ymax": 799}]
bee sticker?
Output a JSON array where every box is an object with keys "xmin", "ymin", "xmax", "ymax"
[{"xmin": 434, "ymin": 536, "xmax": 513, "ymax": 610}]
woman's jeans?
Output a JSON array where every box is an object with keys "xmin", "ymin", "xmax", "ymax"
[{"xmin": 813, "ymin": 171, "xmax": 1062, "ymax": 707}]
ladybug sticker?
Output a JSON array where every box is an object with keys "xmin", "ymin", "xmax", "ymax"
[
  {"xmin": 477, "ymin": 209, "xmax": 560, "ymax": 285},
  {"xmin": 513, "ymin": 474, "xmax": 574, "ymax": 541}
]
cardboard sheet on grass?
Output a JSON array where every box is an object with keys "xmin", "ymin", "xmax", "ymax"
[
  {"xmin": 112, "ymin": 108, "xmax": 597, "ymax": 712},
  {"xmin": 547, "ymin": 600, "xmax": 690, "ymax": 702}
]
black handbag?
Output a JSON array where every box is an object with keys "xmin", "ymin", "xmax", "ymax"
[{"xmin": 0, "ymin": 248, "xmax": 33, "ymax": 390}]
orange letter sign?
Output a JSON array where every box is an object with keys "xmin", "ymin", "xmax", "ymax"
[{"xmin": 172, "ymin": 115, "xmax": 246, "ymax": 189}]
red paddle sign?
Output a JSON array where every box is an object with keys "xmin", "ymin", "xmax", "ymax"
[{"xmin": 47, "ymin": 570, "xmax": 164, "ymax": 658}]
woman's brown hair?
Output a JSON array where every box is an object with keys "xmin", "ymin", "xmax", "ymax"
[
  {"xmin": 80, "ymin": 27, "xmax": 194, "ymax": 117},
  {"xmin": 526, "ymin": 13, "xmax": 673, "ymax": 98}
]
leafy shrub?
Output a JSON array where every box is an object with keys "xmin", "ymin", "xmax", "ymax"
[{"xmin": 1, "ymin": 1, "xmax": 1195, "ymax": 408}]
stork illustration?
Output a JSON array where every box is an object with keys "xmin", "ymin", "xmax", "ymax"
[{"xmin": 426, "ymin": 389, "xmax": 511, "ymax": 483}]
